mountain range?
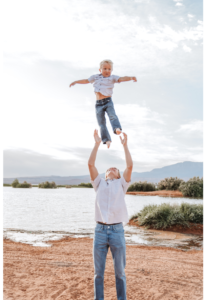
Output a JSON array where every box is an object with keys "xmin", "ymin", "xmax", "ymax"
[{"xmin": 3, "ymin": 161, "xmax": 203, "ymax": 185}]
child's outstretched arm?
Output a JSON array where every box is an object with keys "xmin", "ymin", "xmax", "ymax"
[
  {"xmin": 69, "ymin": 79, "xmax": 89, "ymax": 87},
  {"xmin": 118, "ymin": 76, "xmax": 137, "ymax": 83}
]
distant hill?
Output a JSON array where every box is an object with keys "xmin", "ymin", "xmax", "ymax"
[
  {"xmin": 131, "ymin": 161, "xmax": 203, "ymax": 183},
  {"xmin": 3, "ymin": 161, "xmax": 203, "ymax": 185}
]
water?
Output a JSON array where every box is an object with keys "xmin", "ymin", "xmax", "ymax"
[{"xmin": 3, "ymin": 187, "xmax": 203, "ymax": 249}]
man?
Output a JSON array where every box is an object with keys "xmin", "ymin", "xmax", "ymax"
[{"xmin": 88, "ymin": 129, "xmax": 133, "ymax": 300}]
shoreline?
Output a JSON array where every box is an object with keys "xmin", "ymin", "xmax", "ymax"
[
  {"xmin": 128, "ymin": 219, "xmax": 203, "ymax": 235},
  {"xmin": 4, "ymin": 237, "xmax": 203, "ymax": 299},
  {"xmin": 126, "ymin": 190, "xmax": 184, "ymax": 197}
]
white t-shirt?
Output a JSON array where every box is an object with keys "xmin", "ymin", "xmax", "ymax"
[
  {"xmin": 91, "ymin": 174, "xmax": 131, "ymax": 226},
  {"xmin": 88, "ymin": 74, "xmax": 120, "ymax": 97}
]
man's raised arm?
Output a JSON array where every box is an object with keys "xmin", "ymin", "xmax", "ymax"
[
  {"xmin": 88, "ymin": 129, "xmax": 101, "ymax": 181},
  {"xmin": 120, "ymin": 133, "xmax": 133, "ymax": 182}
]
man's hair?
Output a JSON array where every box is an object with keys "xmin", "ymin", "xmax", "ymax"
[
  {"xmin": 100, "ymin": 59, "xmax": 113, "ymax": 70},
  {"xmin": 105, "ymin": 168, "xmax": 121, "ymax": 179}
]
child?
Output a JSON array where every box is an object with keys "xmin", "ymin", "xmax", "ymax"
[{"xmin": 69, "ymin": 59, "xmax": 137, "ymax": 148}]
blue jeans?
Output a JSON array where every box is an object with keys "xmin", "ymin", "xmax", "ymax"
[
  {"xmin": 93, "ymin": 223, "xmax": 126, "ymax": 300},
  {"xmin": 95, "ymin": 97, "xmax": 122, "ymax": 144}
]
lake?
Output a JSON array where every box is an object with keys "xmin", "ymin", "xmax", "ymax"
[{"xmin": 3, "ymin": 187, "xmax": 203, "ymax": 248}]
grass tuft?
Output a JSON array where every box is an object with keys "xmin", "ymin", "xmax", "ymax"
[{"xmin": 130, "ymin": 202, "xmax": 203, "ymax": 229}]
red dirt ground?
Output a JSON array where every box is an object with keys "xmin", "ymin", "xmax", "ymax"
[{"xmin": 3, "ymin": 237, "xmax": 203, "ymax": 300}]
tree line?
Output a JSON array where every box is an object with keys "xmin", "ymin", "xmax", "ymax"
[
  {"xmin": 6, "ymin": 179, "xmax": 93, "ymax": 189},
  {"xmin": 127, "ymin": 176, "xmax": 203, "ymax": 198}
]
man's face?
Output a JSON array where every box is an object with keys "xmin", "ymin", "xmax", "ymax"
[
  {"xmin": 99, "ymin": 63, "xmax": 112, "ymax": 77},
  {"xmin": 105, "ymin": 167, "xmax": 119, "ymax": 179}
]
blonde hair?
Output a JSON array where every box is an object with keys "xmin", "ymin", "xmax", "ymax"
[
  {"xmin": 100, "ymin": 59, "xmax": 113, "ymax": 71},
  {"xmin": 105, "ymin": 168, "xmax": 121, "ymax": 180}
]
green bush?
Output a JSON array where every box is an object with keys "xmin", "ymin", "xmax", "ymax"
[
  {"xmin": 11, "ymin": 179, "xmax": 20, "ymax": 188},
  {"xmin": 11, "ymin": 179, "xmax": 31, "ymax": 188},
  {"xmin": 127, "ymin": 181, "xmax": 156, "ymax": 192},
  {"xmin": 19, "ymin": 181, "xmax": 32, "ymax": 188},
  {"xmin": 38, "ymin": 181, "xmax": 57, "ymax": 189},
  {"xmin": 180, "ymin": 203, "xmax": 203, "ymax": 223},
  {"xmin": 130, "ymin": 202, "xmax": 203, "ymax": 229},
  {"xmin": 157, "ymin": 177, "xmax": 184, "ymax": 190},
  {"xmin": 179, "ymin": 177, "xmax": 203, "ymax": 198},
  {"xmin": 78, "ymin": 182, "xmax": 93, "ymax": 188}
]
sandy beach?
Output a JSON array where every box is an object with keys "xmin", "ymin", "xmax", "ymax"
[{"xmin": 4, "ymin": 236, "xmax": 203, "ymax": 300}]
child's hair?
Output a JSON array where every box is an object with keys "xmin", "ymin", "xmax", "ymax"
[{"xmin": 100, "ymin": 59, "xmax": 113, "ymax": 70}]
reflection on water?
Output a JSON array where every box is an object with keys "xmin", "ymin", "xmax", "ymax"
[{"xmin": 3, "ymin": 187, "xmax": 203, "ymax": 250}]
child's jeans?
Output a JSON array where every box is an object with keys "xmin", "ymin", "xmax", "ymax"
[
  {"xmin": 95, "ymin": 97, "xmax": 122, "ymax": 144},
  {"xmin": 93, "ymin": 223, "xmax": 126, "ymax": 300}
]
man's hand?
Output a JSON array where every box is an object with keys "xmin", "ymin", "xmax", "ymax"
[
  {"xmin": 94, "ymin": 129, "xmax": 101, "ymax": 145},
  {"xmin": 120, "ymin": 132, "xmax": 127, "ymax": 147},
  {"xmin": 132, "ymin": 77, "xmax": 137, "ymax": 82},
  {"xmin": 69, "ymin": 81, "xmax": 76, "ymax": 87}
]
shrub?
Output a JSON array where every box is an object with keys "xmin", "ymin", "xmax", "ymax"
[
  {"xmin": 78, "ymin": 182, "xmax": 93, "ymax": 188},
  {"xmin": 11, "ymin": 179, "xmax": 19, "ymax": 188},
  {"xmin": 157, "ymin": 177, "xmax": 184, "ymax": 191},
  {"xmin": 38, "ymin": 181, "xmax": 57, "ymax": 189},
  {"xmin": 180, "ymin": 203, "xmax": 203, "ymax": 223},
  {"xmin": 127, "ymin": 181, "xmax": 156, "ymax": 192},
  {"xmin": 18, "ymin": 181, "xmax": 32, "ymax": 188},
  {"xmin": 179, "ymin": 177, "xmax": 203, "ymax": 198},
  {"xmin": 11, "ymin": 179, "xmax": 31, "ymax": 188},
  {"xmin": 130, "ymin": 202, "xmax": 203, "ymax": 229}
]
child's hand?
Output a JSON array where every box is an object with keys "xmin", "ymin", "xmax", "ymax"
[
  {"xmin": 132, "ymin": 77, "xmax": 137, "ymax": 82},
  {"xmin": 94, "ymin": 129, "xmax": 101, "ymax": 144},
  {"xmin": 69, "ymin": 81, "xmax": 76, "ymax": 87},
  {"xmin": 120, "ymin": 133, "xmax": 127, "ymax": 146}
]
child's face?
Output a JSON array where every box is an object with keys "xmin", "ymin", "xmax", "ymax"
[{"xmin": 99, "ymin": 63, "xmax": 112, "ymax": 77}]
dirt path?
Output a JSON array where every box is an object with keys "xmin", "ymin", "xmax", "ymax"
[
  {"xmin": 4, "ymin": 237, "xmax": 203, "ymax": 300},
  {"xmin": 126, "ymin": 190, "xmax": 184, "ymax": 197}
]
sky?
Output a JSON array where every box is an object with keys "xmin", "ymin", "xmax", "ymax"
[{"xmin": 3, "ymin": 0, "xmax": 203, "ymax": 177}]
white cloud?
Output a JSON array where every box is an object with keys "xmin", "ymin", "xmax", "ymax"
[
  {"xmin": 188, "ymin": 14, "xmax": 194, "ymax": 19},
  {"xmin": 2, "ymin": 0, "xmax": 202, "ymax": 75},
  {"xmin": 176, "ymin": 3, "xmax": 183, "ymax": 6},
  {"xmin": 173, "ymin": 0, "xmax": 183, "ymax": 1},
  {"xmin": 177, "ymin": 120, "xmax": 203, "ymax": 133},
  {"xmin": 2, "ymin": 0, "xmax": 203, "ymax": 175},
  {"xmin": 183, "ymin": 45, "xmax": 192, "ymax": 52}
]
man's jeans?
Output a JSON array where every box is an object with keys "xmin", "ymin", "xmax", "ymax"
[
  {"xmin": 93, "ymin": 223, "xmax": 126, "ymax": 300},
  {"xmin": 95, "ymin": 97, "xmax": 122, "ymax": 144}
]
